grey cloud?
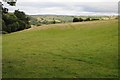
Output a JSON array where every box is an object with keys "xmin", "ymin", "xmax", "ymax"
[{"xmin": 70, "ymin": 2, "xmax": 118, "ymax": 13}]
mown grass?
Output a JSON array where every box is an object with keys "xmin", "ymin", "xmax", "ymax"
[{"xmin": 2, "ymin": 20, "xmax": 118, "ymax": 78}]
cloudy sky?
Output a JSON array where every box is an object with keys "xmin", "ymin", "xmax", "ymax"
[{"xmin": 1, "ymin": 0, "xmax": 119, "ymax": 16}]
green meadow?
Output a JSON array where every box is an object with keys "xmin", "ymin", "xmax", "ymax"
[{"xmin": 2, "ymin": 20, "xmax": 118, "ymax": 78}]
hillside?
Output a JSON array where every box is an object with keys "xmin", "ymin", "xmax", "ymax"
[{"xmin": 2, "ymin": 20, "xmax": 118, "ymax": 78}]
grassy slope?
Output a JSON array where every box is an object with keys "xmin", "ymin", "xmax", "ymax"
[{"xmin": 2, "ymin": 20, "xmax": 118, "ymax": 78}]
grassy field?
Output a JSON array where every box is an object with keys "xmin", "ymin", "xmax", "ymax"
[{"xmin": 2, "ymin": 20, "xmax": 118, "ymax": 78}]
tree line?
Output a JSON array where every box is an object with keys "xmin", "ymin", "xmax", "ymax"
[
  {"xmin": 73, "ymin": 17, "xmax": 100, "ymax": 22},
  {"xmin": 1, "ymin": 4, "xmax": 31, "ymax": 34}
]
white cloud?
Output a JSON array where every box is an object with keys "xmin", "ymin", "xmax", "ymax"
[
  {"xmin": 1, "ymin": 0, "xmax": 119, "ymax": 15},
  {"xmin": 17, "ymin": 0, "xmax": 119, "ymax": 2}
]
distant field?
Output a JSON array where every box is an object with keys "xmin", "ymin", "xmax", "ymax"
[
  {"xmin": 30, "ymin": 15, "xmax": 117, "ymax": 26},
  {"xmin": 31, "ymin": 15, "xmax": 74, "ymax": 22},
  {"xmin": 31, "ymin": 15, "xmax": 110, "ymax": 22},
  {"xmin": 2, "ymin": 20, "xmax": 118, "ymax": 78}
]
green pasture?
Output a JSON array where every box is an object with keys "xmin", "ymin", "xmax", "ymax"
[{"xmin": 2, "ymin": 20, "xmax": 118, "ymax": 78}]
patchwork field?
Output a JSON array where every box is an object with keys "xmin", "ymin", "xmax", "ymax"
[{"xmin": 2, "ymin": 20, "xmax": 118, "ymax": 78}]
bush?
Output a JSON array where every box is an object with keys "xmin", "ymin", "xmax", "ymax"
[
  {"xmin": 91, "ymin": 18, "xmax": 100, "ymax": 21},
  {"xmin": 36, "ymin": 24, "xmax": 41, "ymax": 26},
  {"xmin": 26, "ymin": 24, "xmax": 31, "ymax": 29}
]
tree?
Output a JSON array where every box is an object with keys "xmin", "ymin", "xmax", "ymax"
[
  {"xmin": 85, "ymin": 18, "xmax": 91, "ymax": 21},
  {"xmin": 17, "ymin": 20, "xmax": 26, "ymax": 30},
  {"xmin": 7, "ymin": 21, "xmax": 19, "ymax": 32},
  {"xmin": 7, "ymin": 2, "xmax": 16, "ymax": 6},
  {"xmin": 14, "ymin": 10, "xmax": 31, "ymax": 28},
  {"xmin": 14, "ymin": 10, "xmax": 26, "ymax": 20},
  {"xmin": 73, "ymin": 18, "xmax": 80, "ymax": 22},
  {"xmin": 3, "ymin": 0, "xmax": 17, "ymax": 6},
  {"xmin": 53, "ymin": 18, "xmax": 56, "ymax": 24},
  {"xmin": 2, "ymin": 20, "xmax": 8, "ymax": 33},
  {"xmin": 1, "ymin": 0, "xmax": 31, "ymax": 33},
  {"xmin": 79, "ymin": 18, "xmax": 83, "ymax": 22},
  {"xmin": 2, "ymin": 7, "xmax": 8, "ymax": 13},
  {"xmin": 3, "ymin": 13, "xmax": 18, "ymax": 25}
]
